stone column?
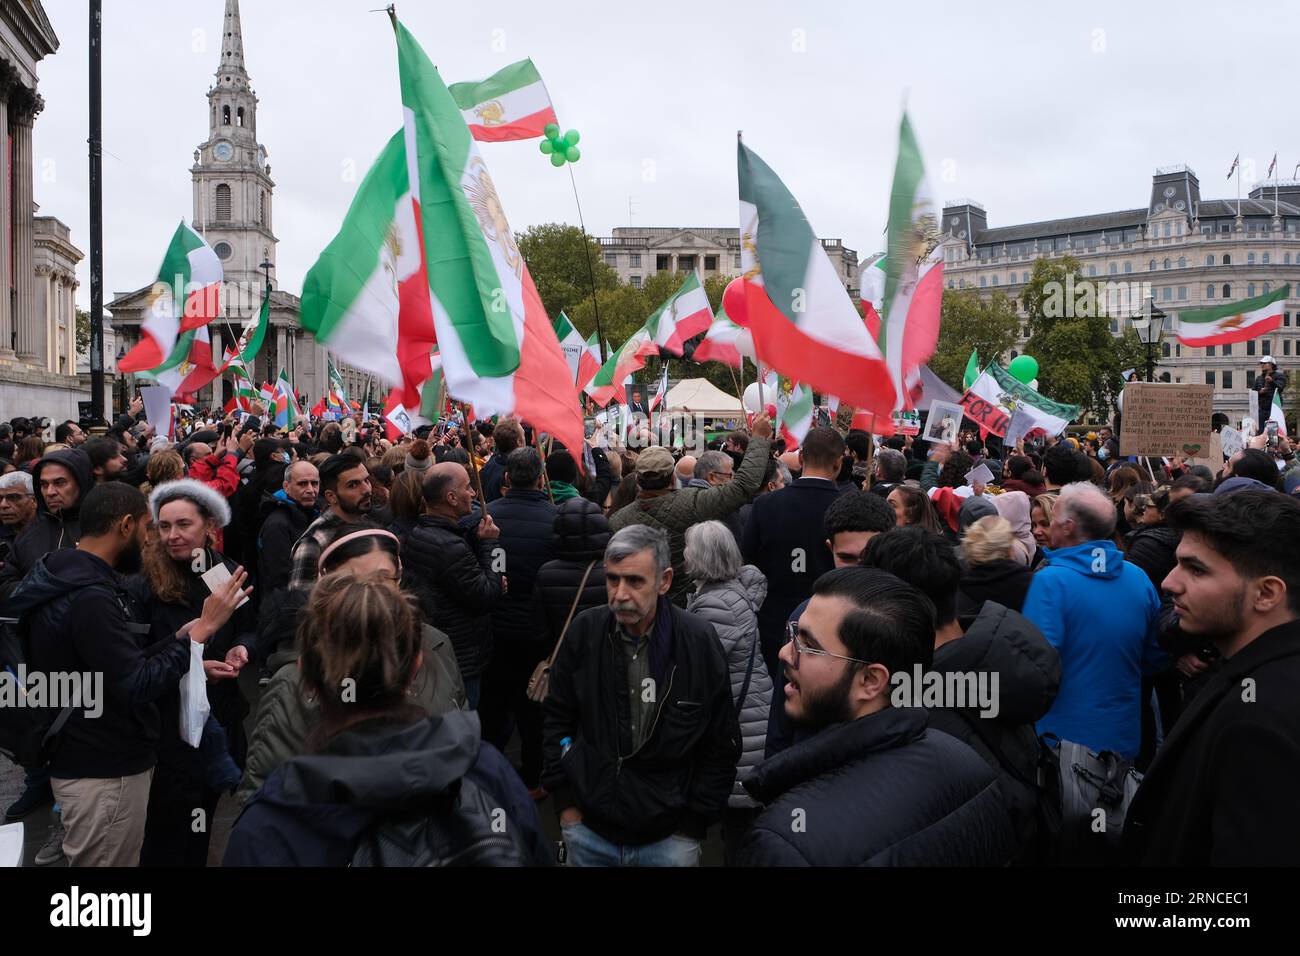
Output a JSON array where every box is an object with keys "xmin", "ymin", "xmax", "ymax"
[
  {"xmin": 12, "ymin": 104, "xmax": 38, "ymax": 363},
  {"xmin": 0, "ymin": 76, "xmax": 13, "ymax": 359},
  {"xmin": 66, "ymin": 278, "xmax": 78, "ymax": 376},
  {"xmin": 39, "ymin": 268, "xmax": 52, "ymax": 372}
]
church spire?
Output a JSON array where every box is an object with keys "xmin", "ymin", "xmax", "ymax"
[{"xmin": 216, "ymin": 0, "xmax": 249, "ymax": 89}]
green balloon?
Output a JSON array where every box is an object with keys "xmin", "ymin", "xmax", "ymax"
[
  {"xmin": 1008, "ymin": 354, "xmax": 1039, "ymax": 384},
  {"xmin": 565, "ymin": 146, "xmax": 580, "ymax": 163},
  {"xmin": 550, "ymin": 152, "xmax": 566, "ymax": 167},
  {"xmin": 543, "ymin": 123, "xmax": 560, "ymax": 140},
  {"xmin": 539, "ymin": 139, "xmax": 554, "ymax": 154},
  {"xmin": 564, "ymin": 129, "xmax": 581, "ymax": 147}
]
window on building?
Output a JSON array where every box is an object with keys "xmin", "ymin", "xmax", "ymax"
[
  {"xmin": 733, "ymin": 254, "xmax": 741, "ymax": 269},
  {"xmin": 1248, "ymin": 283, "xmax": 1256, "ymax": 297},
  {"xmin": 1178, "ymin": 286, "xmax": 1187, "ymax": 300},
  {"xmin": 236, "ymin": 107, "xmax": 245, "ymax": 127},
  {"xmin": 1223, "ymin": 253, "xmax": 1232, "ymax": 265},
  {"xmin": 630, "ymin": 275, "xmax": 641, "ymax": 288},
  {"xmin": 1247, "ymin": 339, "xmax": 1256, "ymax": 356},
  {"xmin": 1287, "ymin": 340, "xmax": 1293, "ymax": 356},
  {"xmin": 1247, "ymin": 370, "xmax": 1256, "ymax": 388},
  {"xmin": 1223, "ymin": 343, "xmax": 1232, "ymax": 356},
  {"xmin": 1288, "ymin": 253, "xmax": 1294, "ymax": 265},
  {"xmin": 1248, "ymin": 252, "xmax": 1256, "ymax": 264},
  {"xmin": 1264, "ymin": 281, "xmax": 1271, "ymax": 294},
  {"xmin": 991, "ymin": 275, "xmax": 999, "ymax": 286},
  {"xmin": 1110, "ymin": 319, "xmax": 1119, "ymax": 334},
  {"xmin": 1206, "ymin": 345, "xmax": 1216, "ymax": 357},
  {"xmin": 980, "ymin": 276, "xmax": 987, "ymax": 288},
  {"xmin": 1223, "ymin": 283, "xmax": 1232, "ymax": 297},
  {"xmin": 1088, "ymin": 265, "xmax": 1096, "ymax": 277},
  {"xmin": 604, "ymin": 253, "xmax": 618, "ymax": 267},
  {"xmin": 656, "ymin": 254, "xmax": 671, "ymax": 270},
  {"xmin": 1023, "ymin": 272, "xmax": 1030, "ymax": 283},
  {"xmin": 1163, "ymin": 258, "xmax": 1171, "ymax": 270},
  {"xmin": 1149, "ymin": 259, "xmax": 1156, "ymax": 271},
  {"xmin": 222, "ymin": 105, "xmax": 231, "ymax": 125},
  {"xmin": 1162, "ymin": 287, "xmax": 1172, "ymax": 301},
  {"xmin": 1109, "ymin": 263, "xmax": 1117, "ymax": 275},
  {"xmin": 1207, "ymin": 284, "xmax": 1215, "ymax": 299},
  {"xmin": 959, "ymin": 278, "xmax": 966, "ymax": 289},
  {"xmin": 1164, "ymin": 222, "xmax": 1172, "ymax": 238},
  {"xmin": 1205, "ymin": 370, "xmax": 1216, "ymax": 386},
  {"xmin": 1161, "ymin": 341, "xmax": 1171, "ymax": 357},
  {"xmin": 679, "ymin": 255, "xmax": 696, "ymax": 271},
  {"xmin": 1123, "ymin": 261, "xmax": 1132, "ymax": 274},
  {"xmin": 1263, "ymin": 253, "xmax": 1271, "ymax": 264},
  {"xmin": 1264, "ymin": 339, "xmax": 1273, "ymax": 355},
  {"xmin": 1206, "ymin": 254, "xmax": 1215, "ymax": 266},
  {"xmin": 215, "ymin": 183, "xmax": 231, "ymax": 221},
  {"xmin": 1178, "ymin": 256, "xmax": 1186, "ymax": 269},
  {"xmin": 630, "ymin": 253, "xmax": 641, "ymax": 268},
  {"xmin": 1286, "ymin": 312, "xmax": 1292, "ymax": 327},
  {"xmin": 704, "ymin": 256, "xmax": 718, "ymax": 271},
  {"xmin": 1223, "ymin": 370, "xmax": 1233, "ymax": 389},
  {"xmin": 1176, "ymin": 344, "xmax": 1181, "ymax": 357}
]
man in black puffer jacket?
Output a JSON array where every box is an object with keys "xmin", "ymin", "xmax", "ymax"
[
  {"xmin": 403, "ymin": 462, "xmax": 503, "ymax": 710},
  {"xmin": 535, "ymin": 497, "xmax": 611, "ymax": 648},
  {"xmin": 861, "ymin": 527, "xmax": 1059, "ymax": 862},
  {"xmin": 480, "ymin": 448, "xmax": 557, "ymax": 791},
  {"xmin": 738, "ymin": 567, "xmax": 1017, "ymax": 866},
  {"xmin": 0, "ymin": 447, "xmax": 95, "ymax": 601}
]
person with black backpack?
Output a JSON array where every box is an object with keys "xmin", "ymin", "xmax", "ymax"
[
  {"xmin": 223, "ymin": 570, "xmax": 550, "ymax": 866},
  {"xmin": 6, "ymin": 483, "xmax": 250, "ymax": 866}
]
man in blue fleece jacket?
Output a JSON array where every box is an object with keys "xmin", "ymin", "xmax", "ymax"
[{"xmin": 1021, "ymin": 481, "xmax": 1167, "ymax": 758}]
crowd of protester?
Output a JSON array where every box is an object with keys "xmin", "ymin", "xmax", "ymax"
[{"xmin": 1, "ymin": 396, "xmax": 1297, "ymax": 867}]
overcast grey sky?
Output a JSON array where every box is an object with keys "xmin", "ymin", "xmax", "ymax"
[{"xmin": 33, "ymin": 0, "xmax": 1300, "ymax": 311}]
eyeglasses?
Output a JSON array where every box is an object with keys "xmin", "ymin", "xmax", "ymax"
[{"xmin": 785, "ymin": 620, "xmax": 873, "ymax": 669}]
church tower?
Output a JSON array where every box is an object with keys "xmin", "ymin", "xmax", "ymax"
[{"xmin": 191, "ymin": 0, "xmax": 276, "ymax": 296}]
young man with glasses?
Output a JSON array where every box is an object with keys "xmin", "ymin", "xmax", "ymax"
[{"xmin": 736, "ymin": 567, "xmax": 1016, "ymax": 866}]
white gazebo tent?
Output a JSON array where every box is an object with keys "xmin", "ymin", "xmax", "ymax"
[{"xmin": 663, "ymin": 378, "xmax": 744, "ymax": 418}]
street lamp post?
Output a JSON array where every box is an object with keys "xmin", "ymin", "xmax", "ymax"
[
  {"xmin": 1132, "ymin": 297, "xmax": 1167, "ymax": 383},
  {"xmin": 116, "ymin": 345, "xmax": 127, "ymax": 415}
]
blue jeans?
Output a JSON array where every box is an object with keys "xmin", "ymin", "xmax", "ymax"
[{"xmin": 561, "ymin": 820, "xmax": 700, "ymax": 867}]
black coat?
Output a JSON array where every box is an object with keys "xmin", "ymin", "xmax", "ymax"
[
  {"xmin": 541, "ymin": 603, "xmax": 740, "ymax": 846},
  {"xmin": 927, "ymin": 601, "xmax": 1061, "ymax": 856},
  {"xmin": 486, "ymin": 489, "xmax": 557, "ymax": 644},
  {"xmin": 741, "ymin": 477, "xmax": 840, "ymax": 673},
  {"xmin": 480, "ymin": 451, "xmax": 508, "ymax": 504},
  {"xmin": 402, "ymin": 513, "xmax": 503, "ymax": 679},
  {"xmin": 1124, "ymin": 618, "xmax": 1300, "ymax": 865},
  {"xmin": 738, "ymin": 707, "xmax": 1018, "ymax": 866},
  {"xmin": 1124, "ymin": 524, "xmax": 1179, "ymax": 595},
  {"xmin": 257, "ymin": 492, "xmax": 319, "ymax": 595},
  {"xmin": 0, "ymin": 448, "xmax": 95, "ymax": 599},
  {"xmin": 534, "ymin": 497, "xmax": 610, "ymax": 648},
  {"xmin": 957, "ymin": 559, "xmax": 1034, "ymax": 615}
]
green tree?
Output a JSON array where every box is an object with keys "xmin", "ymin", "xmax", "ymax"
[
  {"xmin": 516, "ymin": 223, "xmax": 618, "ymax": 321},
  {"xmin": 931, "ymin": 289, "xmax": 1021, "ymax": 391},
  {"xmin": 1019, "ymin": 255, "xmax": 1133, "ymax": 419},
  {"xmin": 76, "ymin": 308, "xmax": 90, "ymax": 357}
]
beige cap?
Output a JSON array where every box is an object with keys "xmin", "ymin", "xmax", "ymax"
[{"xmin": 635, "ymin": 445, "xmax": 675, "ymax": 477}]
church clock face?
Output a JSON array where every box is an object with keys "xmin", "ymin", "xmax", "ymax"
[{"xmin": 213, "ymin": 141, "xmax": 234, "ymax": 162}]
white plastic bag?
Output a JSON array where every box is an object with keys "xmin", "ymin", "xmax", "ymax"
[{"xmin": 179, "ymin": 640, "xmax": 209, "ymax": 748}]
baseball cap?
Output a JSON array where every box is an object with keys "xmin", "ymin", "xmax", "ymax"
[
  {"xmin": 1260, "ymin": 355, "xmax": 1276, "ymax": 364},
  {"xmin": 635, "ymin": 446, "xmax": 675, "ymax": 478}
]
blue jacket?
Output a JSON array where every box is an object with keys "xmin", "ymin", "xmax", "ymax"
[{"xmin": 1022, "ymin": 540, "xmax": 1167, "ymax": 758}]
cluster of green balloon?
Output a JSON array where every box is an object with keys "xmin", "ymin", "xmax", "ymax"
[
  {"xmin": 539, "ymin": 125, "xmax": 581, "ymax": 167},
  {"xmin": 1008, "ymin": 354, "xmax": 1039, "ymax": 386}
]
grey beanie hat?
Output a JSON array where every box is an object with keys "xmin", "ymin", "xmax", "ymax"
[{"xmin": 149, "ymin": 477, "xmax": 232, "ymax": 528}]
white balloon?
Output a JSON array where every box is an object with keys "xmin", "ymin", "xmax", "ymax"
[
  {"xmin": 742, "ymin": 382, "xmax": 764, "ymax": 413},
  {"xmin": 1028, "ymin": 378, "xmax": 1039, "ymax": 391}
]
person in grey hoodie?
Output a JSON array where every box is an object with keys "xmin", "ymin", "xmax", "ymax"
[{"xmin": 683, "ymin": 519, "xmax": 771, "ymax": 864}]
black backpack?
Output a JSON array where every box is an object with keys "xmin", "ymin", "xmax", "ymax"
[
  {"xmin": 349, "ymin": 775, "xmax": 533, "ymax": 867},
  {"xmin": 1037, "ymin": 734, "xmax": 1142, "ymax": 866}
]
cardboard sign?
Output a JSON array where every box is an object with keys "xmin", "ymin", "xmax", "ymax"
[
  {"xmin": 1219, "ymin": 425, "xmax": 1244, "ymax": 460},
  {"xmin": 1185, "ymin": 431, "xmax": 1225, "ymax": 470},
  {"xmin": 138, "ymin": 385, "xmax": 174, "ymax": 441},
  {"xmin": 1118, "ymin": 383, "xmax": 1213, "ymax": 458},
  {"xmin": 923, "ymin": 400, "xmax": 965, "ymax": 445}
]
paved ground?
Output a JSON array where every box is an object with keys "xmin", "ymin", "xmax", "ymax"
[{"xmin": 4, "ymin": 666, "xmax": 727, "ymax": 867}]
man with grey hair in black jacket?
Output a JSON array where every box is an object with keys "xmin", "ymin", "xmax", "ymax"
[{"xmin": 542, "ymin": 523, "xmax": 739, "ymax": 866}]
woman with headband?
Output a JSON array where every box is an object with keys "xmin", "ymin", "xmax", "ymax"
[
  {"xmin": 236, "ymin": 526, "xmax": 466, "ymax": 808},
  {"xmin": 224, "ymin": 530, "xmax": 548, "ymax": 866}
]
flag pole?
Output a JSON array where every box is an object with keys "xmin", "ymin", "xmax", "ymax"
[
  {"xmin": 459, "ymin": 401, "xmax": 487, "ymax": 502},
  {"xmin": 567, "ymin": 165, "xmax": 607, "ymax": 365}
]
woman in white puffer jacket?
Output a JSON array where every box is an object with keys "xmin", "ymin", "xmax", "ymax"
[{"xmin": 683, "ymin": 520, "xmax": 772, "ymax": 864}]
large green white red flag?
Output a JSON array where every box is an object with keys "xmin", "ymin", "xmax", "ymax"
[
  {"xmin": 645, "ymin": 272, "xmax": 713, "ymax": 355},
  {"xmin": 448, "ymin": 58, "xmax": 557, "ymax": 143},
  {"xmin": 1175, "ymin": 285, "xmax": 1288, "ymax": 347},
  {"xmin": 961, "ymin": 362, "xmax": 1080, "ymax": 438},
  {"xmin": 136, "ymin": 325, "xmax": 218, "ymax": 399},
  {"xmin": 878, "ymin": 112, "xmax": 944, "ymax": 412},
  {"xmin": 553, "ymin": 312, "xmax": 586, "ymax": 382},
  {"xmin": 119, "ymin": 221, "xmax": 222, "ymax": 371},
  {"xmin": 392, "ymin": 18, "xmax": 582, "ymax": 459},
  {"xmin": 776, "ymin": 380, "xmax": 815, "ymax": 449},
  {"xmin": 300, "ymin": 128, "xmax": 438, "ymax": 408},
  {"xmin": 585, "ymin": 327, "xmax": 658, "ymax": 407},
  {"xmin": 577, "ymin": 331, "xmax": 601, "ymax": 390},
  {"xmin": 736, "ymin": 139, "xmax": 895, "ymax": 417}
]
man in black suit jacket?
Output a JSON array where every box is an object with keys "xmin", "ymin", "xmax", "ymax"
[
  {"xmin": 741, "ymin": 426, "xmax": 846, "ymax": 680},
  {"xmin": 627, "ymin": 388, "xmax": 649, "ymax": 417},
  {"xmin": 1124, "ymin": 491, "xmax": 1300, "ymax": 865}
]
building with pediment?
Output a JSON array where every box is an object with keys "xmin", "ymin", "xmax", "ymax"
[
  {"xmin": 108, "ymin": 0, "xmax": 366, "ymax": 412},
  {"xmin": 0, "ymin": 0, "xmax": 96, "ymax": 420},
  {"xmin": 595, "ymin": 226, "xmax": 859, "ymax": 297},
  {"xmin": 941, "ymin": 165, "xmax": 1300, "ymax": 421}
]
